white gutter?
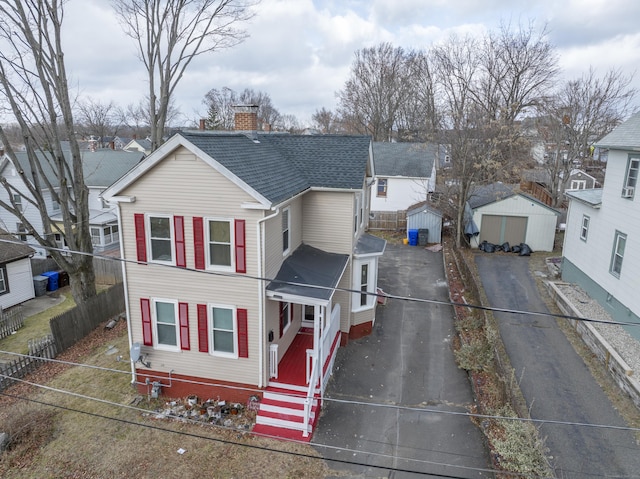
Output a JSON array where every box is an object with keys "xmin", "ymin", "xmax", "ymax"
[
  {"xmin": 256, "ymin": 206, "xmax": 279, "ymax": 388},
  {"xmin": 114, "ymin": 202, "xmax": 135, "ymax": 385}
]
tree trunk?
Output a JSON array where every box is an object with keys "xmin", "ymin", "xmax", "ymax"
[{"xmin": 68, "ymin": 255, "xmax": 97, "ymax": 304}]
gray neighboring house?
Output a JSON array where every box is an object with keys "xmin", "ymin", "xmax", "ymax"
[
  {"xmin": 370, "ymin": 142, "xmax": 439, "ymax": 213},
  {"xmin": 0, "ymin": 149, "xmax": 144, "ymax": 257},
  {"xmin": 0, "ymin": 230, "xmax": 35, "ymax": 309},
  {"xmin": 562, "ymin": 112, "xmax": 640, "ymax": 340}
]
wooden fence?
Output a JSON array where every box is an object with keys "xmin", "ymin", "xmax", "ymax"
[
  {"xmin": 31, "ymin": 256, "xmax": 123, "ymax": 285},
  {"xmin": 369, "ymin": 210, "xmax": 407, "ymax": 231},
  {"xmin": 50, "ymin": 284, "xmax": 125, "ymax": 352},
  {"xmin": 0, "ymin": 334, "xmax": 57, "ymax": 393},
  {"xmin": 0, "ymin": 306, "xmax": 24, "ymax": 340}
]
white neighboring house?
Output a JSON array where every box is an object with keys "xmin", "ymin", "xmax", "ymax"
[
  {"xmin": 0, "ymin": 149, "xmax": 144, "ymax": 258},
  {"xmin": 562, "ymin": 112, "xmax": 640, "ymax": 340},
  {"xmin": 370, "ymin": 142, "xmax": 438, "ymax": 212},
  {"xmin": 0, "ymin": 230, "xmax": 35, "ymax": 309},
  {"xmin": 123, "ymin": 138, "xmax": 152, "ymax": 156}
]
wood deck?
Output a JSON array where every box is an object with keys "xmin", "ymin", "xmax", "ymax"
[{"xmin": 274, "ymin": 327, "xmax": 314, "ymax": 387}]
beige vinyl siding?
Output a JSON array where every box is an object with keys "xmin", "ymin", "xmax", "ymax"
[
  {"xmin": 334, "ymin": 262, "xmax": 352, "ymax": 332},
  {"xmin": 302, "ymin": 190, "xmax": 355, "ymax": 254},
  {"xmin": 352, "ymin": 305, "xmax": 375, "ymax": 327},
  {"xmin": 119, "ymin": 148, "xmax": 263, "ymax": 386}
]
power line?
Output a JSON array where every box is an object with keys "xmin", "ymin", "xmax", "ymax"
[
  {"xmin": 0, "ymin": 388, "xmax": 509, "ymax": 479},
  {"xmin": 1, "ymin": 237, "xmax": 636, "ymax": 328},
  {"xmin": 2, "ymin": 354, "xmax": 640, "ymax": 434}
]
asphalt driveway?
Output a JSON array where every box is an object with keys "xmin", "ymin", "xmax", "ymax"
[
  {"xmin": 313, "ymin": 243, "xmax": 492, "ymax": 478},
  {"xmin": 475, "ymin": 253, "xmax": 640, "ymax": 478}
]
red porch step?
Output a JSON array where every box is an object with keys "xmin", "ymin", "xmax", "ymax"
[{"xmin": 252, "ymin": 387, "xmax": 321, "ymax": 442}]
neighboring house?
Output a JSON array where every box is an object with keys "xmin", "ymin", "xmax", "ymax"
[
  {"xmin": 467, "ymin": 183, "xmax": 560, "ymax": 251},
  {"xmin": 370, "ymin": 142, "xmax": 438, "ymax": 212},
  {"xmin": 562, "ymin": 112, "xmax": 640, "ymax": 340},
  {"xmin": 0, "ymin": 149, "xmax": 144, "ymax": 257},
  {"xmin": 123, "ymin": 138, "xmax": 153, "ymax": 156},
  {"xmin": 102, "ymin": 106, "xmax": 386, "ymax": 440},
  {"xmin": 0, "ymin": 230, "xmax": 35, "ymax": 309}
]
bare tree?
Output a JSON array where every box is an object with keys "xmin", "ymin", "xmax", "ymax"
[
  {"xmin": 201, "ymin": 86, "xmax": 281, "ymax": 130},
  {"xmin": 312, "ymin": 107, "xmax": 339, "ymax": 133},
  {"xmin": 539, "ymin": 68, "xmax": 637, "ymax": 206},
  {"xmin": 112, "ymin": 0, "xmax": 257, "ymax": 151},
  {"xmin": 0, "ymin": 0, "xmax": 96, "ymax": 303},
  {"xmin": 337, "ymin": 43, "xmax": 418, "ymax": 141},
  {"xmin": 76, "ymin": 97, "xmax": 119, "ymax": 146}
]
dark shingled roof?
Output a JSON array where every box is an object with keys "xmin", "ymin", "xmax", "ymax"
[
  {"xmin": 372, "ymin": 142, "xmax": 439, "ymax": 177},
  {"xmin": 266, "ymin": 244, "xmax": 349, "ymax": 301},
  {"xmin": 354, "ymin": 233, "xmax": 386, "ymax": 256},
  {"xmin": 178, "ymin": 131, "xmax": 371, "ymax": 204},
  {"xmin": 467, "ymin": 183, "xmax": 515, "ymax": 209},
  {"xmin": 596, "ymin": 112, "xmax": 640, "ymax": 150},
  {"xmin": 0, "ymin": 230, "xmax": 34, "ymax": 263}
]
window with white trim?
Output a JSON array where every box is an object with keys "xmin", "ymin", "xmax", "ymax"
[
  {"xmin": 207, "ymin": 219, "xmax": 232, "ymax": 268},
  {"xmin": 90, "ymin": 227, "xmax": 101, "ymax": 246},
  {"xmin": 354, "ymin": 195, "xmax": 360, "ymax": 234},
  {"xmin": 569, "ymin": 179, "xmax": 586, "ymax": 190},
  {"xmin": 210, "ymin": 305, "xmax": 236, "ymax": 356},
  {"xmin": 0, "ymin": 266, "xmax": 8, "ymax": 295},
  {"xmin": 282, "ymin": 207, "xmax": 290, "ymax": 254},
  {"xmin": 280, "ymin": 301, "xmax": 291, "ymax": 336},
  {"xmin": 377, "ymin": 179, "xmax": 387, "ymax": 197},
  {"xmin": 148, "ymin": 215, "xmax": 173, "ymax": 262},
  {"xmin": 13, "ymin": 194, "xmax": 22, "ymax": 213},
  {"xmin": 580, "ymin": 215, "xmax": 589, "ymax": 241},
  {"xmin": 52, "ymin": 198, "xmax": 60, "ymax": 211},
  {"xmin": 153, "ymin": 299, "xmax": 179, "ymax": 350},
  {"xmin": 16, "ymin": 223, "xmax": 27, "ymax": 241},
  {"xmin": 623, "ymin": 156, "xmax": 639, "ymax": 197},
  {"xmin": 610, "ymin": 231, "xmax": 626, "ymax": 277},
  {"xmin": 352, "ymin": 258, "xmax": 376, "ymax": 311}
]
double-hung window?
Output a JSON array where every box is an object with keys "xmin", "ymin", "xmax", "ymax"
[
  {"xmin": 207, "ymin": 219, "xmax": 232, "ymax": 268},
  {"xmin": 0, "ymin": 266, "xmax": 8, "ymax": 295},
  {"xmin": 211, "ymin": 305, "xmax": 236, "ymax": 356},
  {"xmin": 354, "ymin": 195, "xmax": 360, "ymax": 235},
  {"xmin": 153, "ymin": 299, "xmax": 179, "ymax": 350},
  {"xmin": 377, "ymin": 179, "xmax": 387, "ymax": 197},
  {"xmin": 352, "ymin": 258, "xmax": 376, "ymax": 311},
  {"xmin": 13, "ymin": 194, "xmax": 22, "ymax": 213},
  {"xmin": 282, "ymin": 207, "xmax": 290, "ymax": 255},
  {"xmin": 279, "ymin": 302, "xmax": 291, "ymax": 336},
  {"xmin": 610, "ymin": 231, "xmax": 626, "ymax": 277},
  {"xmin": 580, "ymin": 215, "xmax": 589, "ymax": 241},
  {"xmin": 149, "ymin": 215, "xmax": 173, "ymax": 262},
  {"xmin": 623, "ymin": 156, "xmax": 639, "ymax": 198}
]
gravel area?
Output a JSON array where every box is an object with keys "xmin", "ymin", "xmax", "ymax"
[{"xmin": 556, "ymin": 283, "xmax": 640, "ymax": 373}]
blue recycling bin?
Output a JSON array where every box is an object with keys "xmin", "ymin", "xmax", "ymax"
[
  {"xmin": 41, "ymin": 271, "xmax": 59, "ymax": 291},
  {"xmin": 408, "ymin": 229, "xmax": 419, "ymax": 246}
]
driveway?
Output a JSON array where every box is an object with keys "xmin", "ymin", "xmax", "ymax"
[
  {"xmin": 313, "ymin": 243, "xmax": 492, "ymax": 478},
  {"xmin": 475, "ymin": 253, "xmax": 640, "ymax": 478}
]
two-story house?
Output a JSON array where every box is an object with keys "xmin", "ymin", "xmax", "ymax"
[
  {"xmin": 562, "ymin": 112, "xmax": 640, "ymax": 340},
  {"xmin": 102, "ymin": 106, "xmax": 385, "ymax": 440},
  {"xmin": 0, "ymin": 149, "xmax": 144, "ymax": 257}
]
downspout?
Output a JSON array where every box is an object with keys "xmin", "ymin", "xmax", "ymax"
[
  {"xmin": 114, "ymin": 202, "xmax": 135, "ymax": 385},
  {"xmin": 257, "ymin": 207, "xmax": 279, "ymax": 388}
]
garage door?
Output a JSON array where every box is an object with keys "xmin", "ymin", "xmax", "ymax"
[{"xmin": 479, "ymin": 215, "xmax": 527, "ymax": 246}]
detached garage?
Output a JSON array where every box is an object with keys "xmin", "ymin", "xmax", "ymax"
[{"xmin": 467, "ymin": 183, "xmax": 559, "ymax": 252}]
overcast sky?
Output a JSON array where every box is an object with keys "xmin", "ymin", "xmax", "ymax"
[{"xmin": 63, "ymin": 0, "xmax": 640, "ymax": 127}]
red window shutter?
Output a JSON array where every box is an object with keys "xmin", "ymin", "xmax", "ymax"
[
  {"xmin": 134, "ymin": 214, "xmax": 147, "ymax": 263},
  {"xmin": 197, "ymin": 304, "xmax": 208, "ymax": 352},
  {"xmin": 174, "ymin": 216, "xmax": 186, "ymax": 268},
  {"xmin": 193, "ymin": 217, "xmax": 205, "ymax": 270},
  {"xmin": 179, "ymin": 302, "xmax": 190, "ymax": 350},
  {"xmin": 235, "ymin": 219, "xmax": 246, "ymax": 273},
  {"xmin": 237, "ymin": 308, "xmax": 248, "ymax": 358},
  {"xmin": 140, "ymin": 298, "xmax": 152, "ymax": 346}
]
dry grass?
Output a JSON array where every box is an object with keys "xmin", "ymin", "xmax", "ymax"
[{"xmin": 0, "ymin": 304, "xmax": 334, "ymax": 478}]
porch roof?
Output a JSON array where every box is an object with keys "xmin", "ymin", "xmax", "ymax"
[
  {"xmin": 354, "ymin": 233, "xmax": 386, "ymax": 257},
  {"xmin": 266, "ymin": 244, "xmax": 349, "ymax": 303}
]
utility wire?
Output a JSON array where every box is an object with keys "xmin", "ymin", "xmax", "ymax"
[
  {"xmin": 2, "ymin": 354, "xmax": 640, "ymax": 434},
  {"xmin": 1, "ymin": 388, "xmax": 508, "ymax": 479},
  {"xmin": 2, "ymin": 237, "xmax": 637, "ymax": 327}
]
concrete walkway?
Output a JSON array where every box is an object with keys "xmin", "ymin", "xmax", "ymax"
[{"xmin": 313, "ymin": 243, "xmax": 492, "ymax": 478}]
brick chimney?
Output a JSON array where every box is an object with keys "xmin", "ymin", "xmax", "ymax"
[
  {"xmin": 233, "ymin": 105, "xmax": 259, "ymax": 138},
  {"xmin": 199, "ymin": 118, "xmax": 206, "ymax": 130}
]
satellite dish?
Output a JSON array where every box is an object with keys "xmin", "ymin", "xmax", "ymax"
[{"xmin": 130, "ymin": 342, "xmax": 141, "ymax": 362}]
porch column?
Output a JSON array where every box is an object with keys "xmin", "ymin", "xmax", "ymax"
[{"xmin": 314, "ymin": 305, "xmax": 325, "ymax": 392}]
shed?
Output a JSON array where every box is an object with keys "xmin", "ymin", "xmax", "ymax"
[
  {"xmin": 406, "ymin": 201, "xmax": 443, "ymax": 244},
  {"xmin": 0, "ymin": 230, "xmax": 36, "ymax": 309},
  {"xmin": 468, "ymin": 183, "xmax": 559, "ymax": 252}
]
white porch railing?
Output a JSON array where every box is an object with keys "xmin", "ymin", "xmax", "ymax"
[
  {"xmin": 303, "ymin": 349, "xmax": 319, "ymax": 437},
  {"xmin": 269, "ymin": 344, "xmax": 278, "ymax": 379},
  {"xmin": 322, "ymin": 304, "xmax": 341, "ymax": 367}
]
